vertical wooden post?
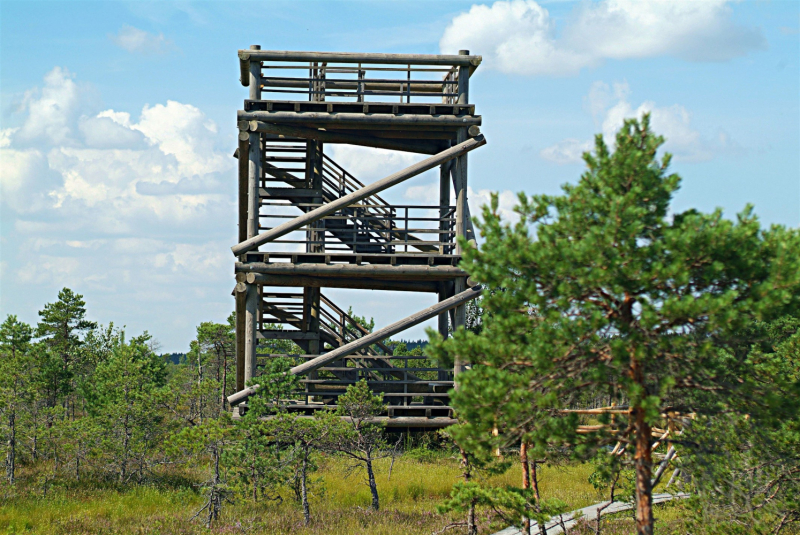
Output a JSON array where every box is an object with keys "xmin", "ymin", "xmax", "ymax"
[
  {"xmin": 235, "ymin": 288, "xmax": 246, "ymax": 391},
  {"xmin": 247, "ymin": 47, "xmax": 261, "ymax": 241},
  {"xmin": 306, "ymin": 141, "xmax": 325, "ymax": 253},
  {"xmin": 439, "ymin": 156, "xmax": 452, "ymax": 254},
  {"xmin": 241, "ymin": 45, "xmax": 262, "ymax": 394},
  {"xmin": 244, "ymin": 282, "xmax": 258, "ymax": 385},
  {"xmin": 437, "ymin": 283, "xmax": 450, "ymax": 381},
  {"xmin": 453, "ymin": 50, "xmax": 470, "ymax": 381},
  {"xmin": 238, "ymin": 134, "xmax": 249, "ymax": 244},
  {"xmin": 248, "ymin": 45, "xmax": 261, "ymax": 101},
  {"xmin": 307, "ymin": 287, "xmax": 321, "ymax": 355}
]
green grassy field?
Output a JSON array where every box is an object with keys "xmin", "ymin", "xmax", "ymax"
[{"xmin": 0, "ymin": 454, "xmax": 725, "ymax": 535}]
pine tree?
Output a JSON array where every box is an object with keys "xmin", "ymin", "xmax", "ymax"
[
  {"xmin": 0, "ymin": 315, "xmax": 34, "ymax": 484},
  {"xmin": 327, "ymin": 380, "xmax": 390, "ymax": 511},
  {"xmin": 35, "ymin": 288, "xmax": 96, "ymax": 410},
  {"xmin": 83, "ymin": 330, "xmax": 168, "ymax": 482},
  {"xmin": 265, "ymin": 410, "xmax": 341, "ymax": 525},
  {"xmin": 429, "ymin": 116, "xmax": 800, "ymax": 535}
]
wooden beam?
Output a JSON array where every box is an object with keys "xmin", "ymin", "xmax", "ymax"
[
  {"xmin": 237, "ymin": 133, "xmax": 249, "ymax": 244},
  {"xmin": 244, "ymin": 283, "xmax": 258, "ymax": 385},
  {"xmin": 236, "ymin": 262, "xmax": 467, "ymax": 281},
  {"xmin": 239, "ymin": 49, "xmax": 481, "ymax": 67},
  {"xmin": 259, "ymin": 415, "xmax": 459, "ymax": 428},
  {"xmin": 227, "ymin": 285, "xmax": 483, "ymax": 406},
  {"xmin": 258, "ymin": 331, "xmax": 319, "ymax": 341},
  {"xmin": 248, "ymin": 45, "xmax": 261, "ymax": 100},
  {"xmin": 235, "ymin": 287, "xmax": 246, "ymax": 391},
  {"xmin": 247, "ymin": 121, "xmax": 442, "ymax": 154},
  {"xmin": 231, "ymin": 135, "xmax": 486, "ymax": 256},
  {"xmin": 261, "ymin": 77, "xmax": 455, "ymax": 94},
  {"xmin": 238, "ymin": 110, "xmax": 481, "ymax": 128},
  {"xmin": 244, "ymin": 272, "xmax": 440, "ymax": 293}
]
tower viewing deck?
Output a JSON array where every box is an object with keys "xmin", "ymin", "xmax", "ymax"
[{"xmin": 228, "ymin": 48, "xmax": 486, "ymax": 428}]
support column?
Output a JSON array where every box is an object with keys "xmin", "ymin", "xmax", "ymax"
[
  {"xmin": 453, "ymin": 50, "xmax": 470, "ymax": 381},
  {"xmin": 438, "ymin": 159, "xmax": 452, "ymax": 382},
  {"xmin": 305, "ymin": 286, "xmax": 321, "ymax": 355},
  {"xmin": 243, "ymin": 44, "xmax": 261, "ymax": 389},
  {"xmin": 244, "ymin": 282, "xmax": 258, "ymax": 386},
  {"xmin": 439, "ymin": 154, "xmax": 452, "ymax": 255},
  {"xmin": 438, "ymin": 283, "xmax": 450, "ymax": 381},
  {"xmin": 235, "ymin": 285, "xmax": 246, "ymax": 391},
  {"xmin": 306, "ymin": 140, "xmax": 325, "ymax": 253},
  {"xmin": 246, "ymin": 46, "xmax": 261, "ymax": 240}
]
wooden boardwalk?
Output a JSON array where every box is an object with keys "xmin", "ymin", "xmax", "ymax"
[{"xmin": 492, "ymin": 493, "xmax": 690, "ymax": 535}]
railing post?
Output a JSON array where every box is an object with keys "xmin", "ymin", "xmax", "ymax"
[
  {"xmin": 357, "ymin": 64, "xmax": 364, "ymax": 103},
  {"xmin": 406, "ymin": 64, "xmax": 411, "ymax": 103}
]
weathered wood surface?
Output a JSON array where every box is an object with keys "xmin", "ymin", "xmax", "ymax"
[
  {"xmin": 238, "ymin": 50, "xmax": 481, "ymax": 73},
  {"xmin": 237, "ymin": 133, "xmax": 249, "ymax": 243},
  {"xmin": 248, "ymin": 45, "xmax": 261, "ymax": 100},
  {"xmin": 227, "ymin": 285, "xmax": 483, "ymax": 406},
  {"xmin": 246, "ymin": 121, "xmax": 442, "ymax": 154},
  {"xmin": 260, "ymin": 77, "xmax": 457, "ymax": 94},
  {"xmin": 492, "ymin": 493, "xmax": 690, "ymax": 535},
  {"xmin": 238, "ymin": 110, "xmax": 482, "ymax": 128},
  {"xmin": 651, "ymin": 446, "xmax": 677, "ymax": 487},
  {"xmin": 231, "ymin": 135, "xmax": 486, "ymax": 256},
  {"xmin": 247, "ymin": 130, "xmax": 260, "ymax": 240},
  {"xmin": 236, "ymin": 262, "xmax": 467, "ymax": 280},
  {"xmin": 244, "ymin": 283, "xmax": 258, "ymax": 385},
  {"xmin": 255, "ymin": 415, "xmax": 459, "ymax": 428},
  {"xmin": 242, "ymin": 272, "xmax": 440, "ymax": 293}
]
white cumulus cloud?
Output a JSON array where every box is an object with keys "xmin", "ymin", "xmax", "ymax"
[
  {"xmin": 440, "ymin": 0, "xmax": 765, "ymax": 76},
  {"xmin": 541, "ymin": 81, "xmax": 731, "ymax": 164},
  {"xmin": 404, "ymin": 181, "xmax": 520, "ymax": 228},
  {"xmin": 328, "ymin": 145, "xmax": 425, "ymax": 183},
  {"xmin": 1, "ymin": 67, "xmax": 235, "ymax": 351},
  {"xmin": 16, "ymin": 67, "xmax": 81, "ymax": 144},
  {"xmin": 110, "ymin": 25, "xmax": 174, "ymax": 55}
]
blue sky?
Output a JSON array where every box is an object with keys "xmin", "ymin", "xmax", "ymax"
[{"xmin": 1, "ymin": 0, "xmax": 798, "ymax": 352}]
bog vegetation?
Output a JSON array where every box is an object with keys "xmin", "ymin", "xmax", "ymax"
[{"xmin": 1, "ymin": 118, "xmax": 799, "ymax": 535}]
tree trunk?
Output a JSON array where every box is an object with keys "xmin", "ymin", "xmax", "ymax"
[
  {"xmin": 365, "ymin": 456, "xmax": 380, "ymax": 510},
  {"xmin": 121, "ymin": 411, "xmax": 130, "ymax": 483},
  {"xmin": 521, "ymin": 442, "xmax": 531, "ymax": 535},
  {"xmin": 631, "ymin": 363, "xmax": 654, "ymax": 535},
  {"xmin": 32, "ymin": 416, "xmax": 38, "ymax": 462},
  {"xmin": 221, "ymin": 348, "xmax": 229, "ymax": 414},
  {"xmin": 6, "ymin": 409, "xmax": 15, "ymax": 484},
  {"xmin": 461, "ymin": 449, "xmax": 477, "ymax": 535},
  {"xmin": 208, "ymin": 442, "xmax": 222, "ymax": 528},
  {"xmin": 252, "ymin": 458, "xmax": 258, "ymax": 501},
  {"xmin": 301, "ymin": 446, "xmax": 311, "ymax": 524}
]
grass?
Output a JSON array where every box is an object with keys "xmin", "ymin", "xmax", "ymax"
[
  {"xmin": 4, "ymin": 454, "xmax": 783, "ymax": 535},
  {"xmin": 0, "ymin": 453, "xmax": 608, "ymax": 535}
]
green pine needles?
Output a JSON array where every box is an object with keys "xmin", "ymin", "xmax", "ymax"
[{"xmin": 428, "ymin": 115, "xmax": 800, "ymax": 535}]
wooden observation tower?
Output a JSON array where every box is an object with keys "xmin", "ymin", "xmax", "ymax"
[{"xmin": 228, "ymin": 47, "xmax": 486, "ymax": 428}]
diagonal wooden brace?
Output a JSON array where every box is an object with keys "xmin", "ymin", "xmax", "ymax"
[
  {"xmin": 226, "ymin": 284, "xmax": 483, "ymax": 406},
  {"xmin": 230, "ymin": 134, "xmax": 486, "ymax": 256}
]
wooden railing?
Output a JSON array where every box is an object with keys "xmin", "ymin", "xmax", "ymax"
[{"xmin": 258, "ymin": 62, "xmax": 460, "ymax": 104}]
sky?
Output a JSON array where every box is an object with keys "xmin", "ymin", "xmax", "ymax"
[{"xmin": 1, "ymin": 0, "xmax": 798, "ymax": 353}]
